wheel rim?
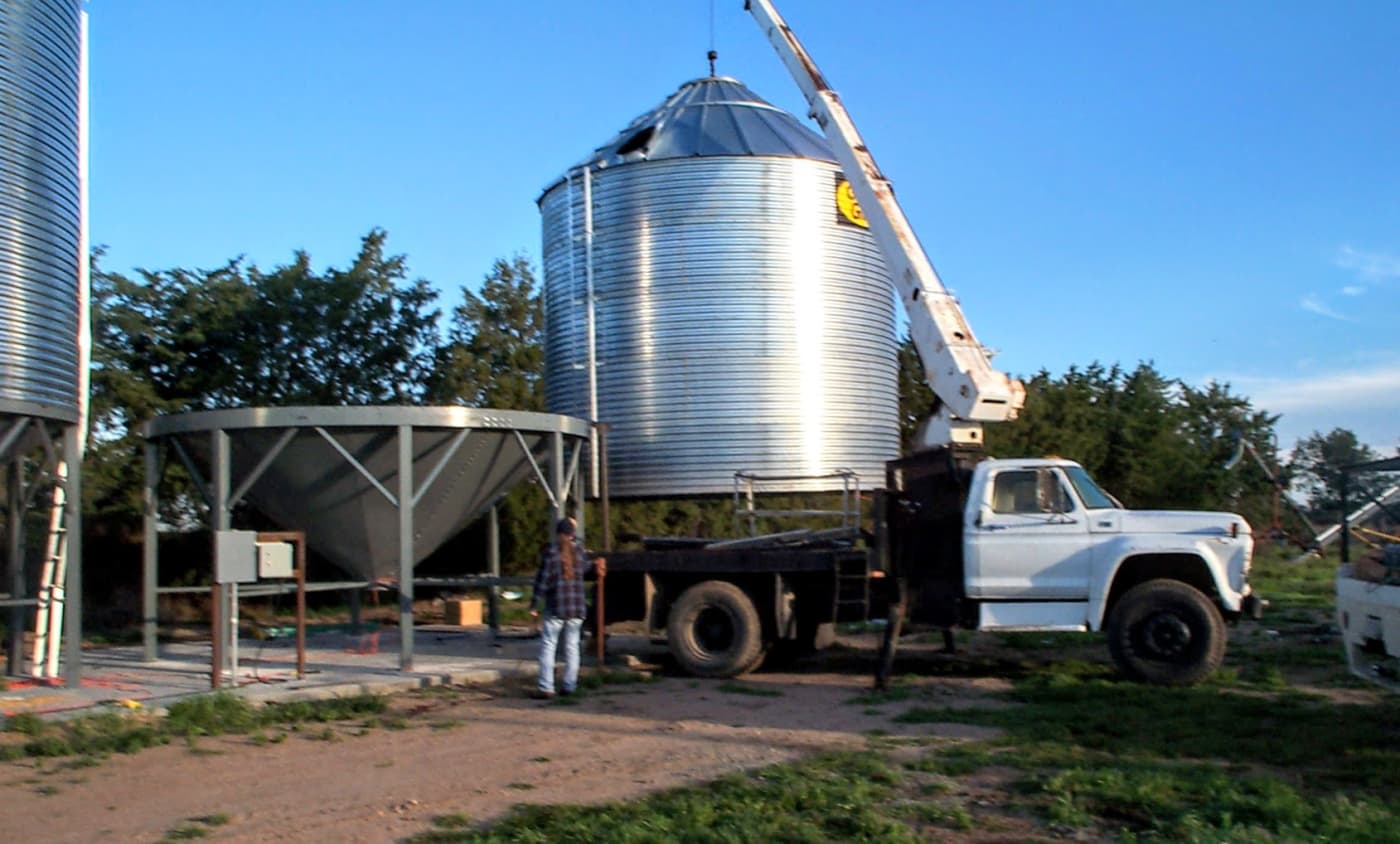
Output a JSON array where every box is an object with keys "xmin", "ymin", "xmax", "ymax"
[
  {"xmin": 694, "ymin": 606, "xmax": 736, "ymax": 654},
  {"xmin": 1139, "ymin": 612, "xmax": 1193, "ymax": 660}
]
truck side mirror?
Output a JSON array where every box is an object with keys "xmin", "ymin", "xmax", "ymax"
[{"xmin": 976, "ymin": 505, "xmax": 992, "ymax": 527}]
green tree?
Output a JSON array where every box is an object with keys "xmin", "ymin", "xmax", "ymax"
[
  {"xmin": 896, "ymin": 334, "xmax": 935, "ymax": 452},
  {"xmin": 85, "ymin": 230, "xmax": 442, "ymax": 529},
  {"xmin": 425, "ymin": 255, "xmax": 550, "ymax": 571},
  {"xmin": 975, "ymin": 361, "xmax": 1279, "ymax": 520},
  {"xmin": 1289, "ymin": 428, "xmax": 1384, "ymax": 522},
  {"xmin": 239, "ymin": 230, "xmax": 441, "ymax": 406},
  {"xmin": 427, "ymin": 255, "xmax": 543, "ymax": 410}
]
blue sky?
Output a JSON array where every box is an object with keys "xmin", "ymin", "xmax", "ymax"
[{"xmin": 89, "ymin": 1, "xmax": 1399, "ymax": 455}]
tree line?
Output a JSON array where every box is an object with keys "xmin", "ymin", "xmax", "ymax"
[{"xmin": 83, "ymin": 229, "xmax": 1387, "ymax": 574}]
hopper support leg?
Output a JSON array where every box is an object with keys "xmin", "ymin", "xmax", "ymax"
[
  {"xmin": 142, "ymin": 441, "xmax": 161, "ymax": 661},
  {"xmin": 398, "ymin": 424, "xmax": 414, "ymax": 671}
]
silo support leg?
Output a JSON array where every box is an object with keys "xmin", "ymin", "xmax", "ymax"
[
  {"xmin": 7, "ymin": 460, "xmax": 24, "ymax": 676},
  {"xmin": 61, "ymin": 424, "xmax": 82, "ymax": 685}
]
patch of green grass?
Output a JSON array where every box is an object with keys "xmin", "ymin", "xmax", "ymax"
[
  {"xmin": 1030, "ymin": 750, "xmax": 1397, "ymax": 841},
  {"xmin": 432, "ymin": 813, "xmax": 472, "ymax": 829},
  {"xmin": 716, "ymin": 681, "xmax": 783, "ymax": 697},
  {"xmin": 896, "ymin": 675, "xmax": 1400, "ymax": 793},
  {"xmin": 260, "ymin": 694, "xmax": 387, "ymax": 726},
  {"xmin": 406, "ymin": 751, "xmax": 915, "ymax": 843},
  {"xmin": 161, "ymin": 812, "xmax": 228, "ymax": 840},
  {"xmin": 992, "ymin": 631, "xmax": 1092, "ymax": 651},
  {"xmin": 1250, "ymin": 548, "xmax": 1337, "ymax": 611},
  {"xmin": 0, "ymin": 692, "xmax": 387, "ymax": 764},
  {"xmin": 891, "ymin": 661, "xmax": 1400, "ymax": 840},
  {"xmin": 4, "ymin": 713, "xmax": 44, "ymax": 736},
  {"xmin": 896, "ymin": 798, "xmax": 975, "ymax": 830},
  {"xmin": 166, "ymin": 694, "xmax": 260, "ymax": 737},
  {"xmin": 23, "ymin": 734, "xmax": 77, "ymax": 757},
  {"xmin": 1237, "ymin": 663, "xmax": 1289, "ymax": 689},
  {"xmin": 904, "ymin": 743, "xmax": 997, "ymax": 777}
]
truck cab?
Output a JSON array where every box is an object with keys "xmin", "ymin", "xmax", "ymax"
[{"xmin": 888, "ymin": 448, "xmax": 1260, "ymax": 685}]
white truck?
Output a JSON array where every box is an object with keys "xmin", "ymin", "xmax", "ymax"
[
  {"xmin": 595, "ymin": 2, "xmax": 1263, "ymax": 686},
  {"xmin": 1333, "ymin": 454, "xmax": 1400, "ymax": 689},
  {"xmin": 603, "ymin": 446, "xmax": 1260, "ymax": 687},
  {"xmin": 882, "ymin": 448, "xmax": 1259, "ymax": 686},
  {"xmin": 1337, "ymin": 561, "xmax": 1400, "ymax": 691}
]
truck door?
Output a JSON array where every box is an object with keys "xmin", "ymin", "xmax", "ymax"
[{"xmin": 965, "ymin": 467, "xmax": 1093, "ymax": 599}]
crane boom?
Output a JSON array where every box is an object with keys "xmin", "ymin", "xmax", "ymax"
[{"xmin": 745, "ymin": 0, "xmax": 1024, "ymax": 446}]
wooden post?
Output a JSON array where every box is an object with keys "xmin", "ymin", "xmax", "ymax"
[
  {"xmin": 210, "ymin": 583, "xmax": 222, "ymax": 689},
  {"xmin": 293, "ymin": 535, "xmax": 306, "ymax": 680},
  {"xmin": 595, "ymin": 422, "xmax": 612, "ymax": 552},
  {"xmin": 595, "ymin": 568, "xmax": 606, "ymax": 668},
  {"xmin": 874, "ymin": 577, "xmax": 907, "ymax": 692}
]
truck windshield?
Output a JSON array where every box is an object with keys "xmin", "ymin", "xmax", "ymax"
[{"xmin": 1064, "ymin": 466, "xmax": 1118, "ymax": 509}]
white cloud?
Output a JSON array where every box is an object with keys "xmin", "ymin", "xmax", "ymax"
[
  {"xmin": 1341, "ymin": 285, "xmax": 1366, "ymax": 296},
  {"xmin": 1238, "ymin": 365, "xmax": 1400, "ymax": 413},
  {"xmin": 1299, "ymin": 294, "xmax": 1353, "ymax": 321},
  {"xmin": 1211, "ymin": 364, "xmax": 1400, "ymax": 453},
  {"xmin": 1336, "ymin": 245, "xmax": 1400, "ymax": 283}
]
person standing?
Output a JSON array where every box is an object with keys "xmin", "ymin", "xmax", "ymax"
[{"xmin": 529, "ymin": 517, "xmax": 606, "ymax": 698}]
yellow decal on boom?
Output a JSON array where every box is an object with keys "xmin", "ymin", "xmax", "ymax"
[{"xmin": 835, "ymin": 179, "xmax": 869, "ymax": 229}]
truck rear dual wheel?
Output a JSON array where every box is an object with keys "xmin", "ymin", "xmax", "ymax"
[
  {"xmin": 668, "ymin": 580, "xmax": 765, "ymax": 678},
  {"xmin": 1107, "ymin": 579, "xmax": 1226, "ymax": 687}
]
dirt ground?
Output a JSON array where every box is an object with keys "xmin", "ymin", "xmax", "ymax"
[{"xmin": 0, "ymin": 638, "xmax": 1029, "ymax": 844}]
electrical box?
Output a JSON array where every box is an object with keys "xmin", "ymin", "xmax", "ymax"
[
  {"xmin": 214, "ymin": 530, "xmax": 258, "ymax": 584},
  {"xmin": 257, "ymin": 542, "xmax": 295, "ymax": 579}
]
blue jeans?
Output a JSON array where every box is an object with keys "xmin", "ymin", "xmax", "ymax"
[{"xmin": 538, "ymin": 615, "xmax": 583, "ymax": 694}]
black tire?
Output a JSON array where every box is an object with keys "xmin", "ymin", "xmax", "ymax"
[
  {"xmin": 667, "ymin": 580, "xmax": 765, "ymax": 678},
  {"xmin": 1107, "ymin": 579, "xmax": 1226, "ymax": 686}
]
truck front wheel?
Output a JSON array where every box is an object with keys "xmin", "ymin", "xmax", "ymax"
[
  {"xmin": 667, "ymin": 580, "xmax": 765, "ymax": 678},
  {"xmin": 1107, "ymin": 579, "xmax": 1226, "ymax": 686}
]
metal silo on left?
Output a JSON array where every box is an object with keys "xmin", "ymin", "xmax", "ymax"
[{"xmin": 1, "ymin": 0, "xmax": 87, "ymax": 682}]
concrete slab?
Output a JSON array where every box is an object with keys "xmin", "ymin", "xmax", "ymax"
[{"xmin": 0, "ymin": 625, "xmax": 611, "ymax": 720}]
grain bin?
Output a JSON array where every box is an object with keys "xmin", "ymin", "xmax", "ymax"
[
  {"xmin": 539, "ymin": 76, "xmax": 898, "ymax": 497},
  {"xmin": 0, "ymin": 0, "xmax": 83, "ymax": 424}
]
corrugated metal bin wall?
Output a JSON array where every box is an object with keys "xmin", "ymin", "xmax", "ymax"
[
  {"xmin": 540, "ymin": 78, "xmax": 899, "ymax": 497},
  {"xmin": 0, "ymin": 0, "xmax": 82, "ymax": 422}
]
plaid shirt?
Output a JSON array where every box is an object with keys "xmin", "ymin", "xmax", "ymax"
[{"xmin": 531, "ymin": 538, "xmax": 596, "ymax": 620}]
